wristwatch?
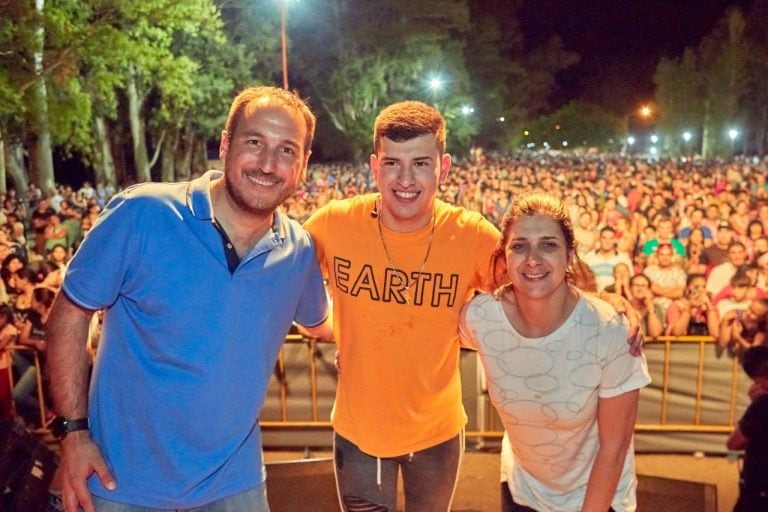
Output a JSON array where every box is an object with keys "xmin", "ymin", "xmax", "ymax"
[{"xmin": 50, "ymin": 417, "xmax": 90, "ymax": 439}]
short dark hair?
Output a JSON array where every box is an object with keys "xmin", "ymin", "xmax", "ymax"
[
  {"xmin": 224, "ymin": 86, "xmax": 316, "ymax": 155},
  {"xmin": 373, "ymin": 101, "xmax": 446, "ymax": 154},
  {"xmin": 742, "ymin": 346, "xmax": 768, "ymax": 380}
]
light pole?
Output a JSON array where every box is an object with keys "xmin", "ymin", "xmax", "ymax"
[
  {"xmin": 728, "ymin": 128, "xmax": 739, "ymax": 158},
  {"xmin": 683, "ymin": 131, "xmax": 692, "ymax": 157},
  {"xmin": 280, "ymin": 0, "xmax": 288, "ymax": 89},
  {"xmin": 622, "ymin": 104, "xmax": 652, "ymax": 155}
]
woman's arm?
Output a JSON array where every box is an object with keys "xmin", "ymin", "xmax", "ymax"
[
  {"xmin": 666, "ymin": 300, "xmax": 690, "ymax": 336},
  {"xmin": 705, "ymin": 304, "xmax": 721, "ymax": 339},
  {"xmin": 718, "ymin": 313, "xmax": 735, "ymax": 346},
  {"xmin": 581, "ymin": 390, "xmax": 639, "ymax": 512}
]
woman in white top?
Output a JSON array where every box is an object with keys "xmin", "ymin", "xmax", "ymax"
[{"xmin": 460, "ymin": 192, "xmax": 651, "ymax": 512}]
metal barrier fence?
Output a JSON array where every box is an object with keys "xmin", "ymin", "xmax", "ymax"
[
  {"xmin": 6, "ymin": 345, "xmax": 49, "ymax": 432},
  {"xmin": 4, "ymin": 335, "xmax": 745, "ymax": 440},
  {"xmin": 259, "ymin": 335, "xmax": 747, "ymax": 439}
]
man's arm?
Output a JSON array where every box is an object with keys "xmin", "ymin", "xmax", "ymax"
[
  {"xmin": 47, "ymin": 293, "xmax": 115, "ymax": 512},
  {"xmin": 599, "ymin": 292, "xmax": 644, "ymax": 356}
]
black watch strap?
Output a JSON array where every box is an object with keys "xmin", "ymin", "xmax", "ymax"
[{"xmin": 51, "ymin": 417, "xmax": 90, "ymax": 439}]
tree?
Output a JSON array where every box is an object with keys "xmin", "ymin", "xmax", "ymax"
[{"xmin": 524, "ymin": 101, "xmax": 622, "ymax": 151}]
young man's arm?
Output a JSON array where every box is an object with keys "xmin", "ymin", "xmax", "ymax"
[{"xmin": 47, "ymin": 294, "xmax": 116, "ymax": 512}]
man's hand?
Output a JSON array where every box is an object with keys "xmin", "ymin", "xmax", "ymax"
[
  {"xmin": 601, "ymin": 292, "xmax": 644, "ymax": 357},
  {"xmin": 59, "ymin": 432, "xmax": 116, "ymax": 512}
]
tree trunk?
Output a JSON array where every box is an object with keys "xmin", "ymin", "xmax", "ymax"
[
  {"xmin": 0, "ymin": 135, "xmax": 6, "ymax": 195},
  {"xmin": 4, "ymin": 140, "xmax": 29, "ymax": 199},
  {"xmin": 701, "ymin": 99, "xmax": 712, "ymax": 159},
  {"xmin": 30, "ymin": 0, "xmax": 55, "ymax": 194},
  {"xmin": 93, "ymin": 116, "xmax": 117, "ymax": 188},
  {"xmin": 176, "ymin": 127, "xmax": 194, "ymax": 182},
  {"xmin": 126, "ymin": 72, "xmax": 150, "ymax": 183},
  {"xmin": 160, "ymin": 126, "xmax": 179, "ymax": 182},
  {"xmin": 192, "ymin": 134, "xmax": 209, "ymax": 177}
]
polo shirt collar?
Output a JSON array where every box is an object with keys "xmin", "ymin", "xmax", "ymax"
[{"xmin": 186, "ymin": 170, "xmax": 288, "ymax": 245}]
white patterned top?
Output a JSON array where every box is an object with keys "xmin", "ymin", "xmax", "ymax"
[{"xmin": 460, "ymin": 291, "xmax": 651, "ymax": 512}]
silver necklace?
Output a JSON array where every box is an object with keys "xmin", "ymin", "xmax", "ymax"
[{"xmin": 376, "ymin": 204, "xmax": 436, "ymax": 304}]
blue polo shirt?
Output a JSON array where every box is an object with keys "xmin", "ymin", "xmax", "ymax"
[{"xmin": 62, "ymin": 171, "xmax": 328, "ymax": 508}]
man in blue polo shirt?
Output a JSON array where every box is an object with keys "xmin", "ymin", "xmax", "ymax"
[{"xmin": 46, "ymin": 86, "xmax": 331, "ymax": 512}]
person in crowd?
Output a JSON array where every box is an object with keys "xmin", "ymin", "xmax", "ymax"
[
  {"xmin": 677, "ymin": 208, "xmax": 713, "ymax": 245},
  {"xmin": 683, "ymin": 228, "xmax": 709, "ymax": 275},
  {"xmin": 31, "ymin": 198, "xmax": 55, "ymax": 256},
  {"xmin": 604, "ymin": 262, "xmax": 632, "ymax": 299},
  {"xmin": 665, "ymin": 274, "xmax": 720, "ymax": 337},
  {"xmin": 45, "ymin": 86, "xmax": 332, "ymax": 512},
  {"xmin": 716, "ymin": 272, "xmax": 753, "ymax": 317},
  {"xmin": 627, "ymin": 273, "xmax": 664, "ymax": 337},
  {"xmin": 707, "ymin": 241, "xmax": 748, "ymax": 296},
  {"xmin": 12, "ymin": 286, "xmax": 57, "ymax": 425},
  {"xmin": 303, "ymin": 102, "xmax": 643, "ymax": 512},
  {"xmin": 12, "ymin": 267, "xmax": 43, "ymax": 313},
  {"xmin": 460, "ymin": 192, "xmax": 651, "ymax": 512},
  {"xmin": 573, "ymin": 209, "xmax": 598, "ymax": 257},
  {"xmin": 730, "ymin": 200, "xmax": 752, "ymax": 239},
  {"xmin": 644, "ymin": 243, "xmax": 687, "ymax": 324},
  {"xmin": 726, "ymin": 345, "xmax": 768, "ymax": 512},
  {"xmin": 583, "ymin": 226, "xmax": 634, "ymax": 292},
  {"xmin": 1, "ymin": 253, "xmax": 25, "ymax": 299},
  {"xmin": 43, "ymin": 213, "xmax": 69, "ymax": 254},
  {"xmin": 0, "ymin": 303, "xmax": 19, "ymax": 421},
  {"xmin": 701, "ymin": 221, "xmax": 735, "ymax": 272},
  {"xmin": 642, "ymin": 217, "xmax": 685, "ymax": 258},
  {"xmin": 744, "ymin": 220, "xmax": 765, "ymax": 261},
  {"xmin": 718, "ymin": 298, "xmax": 768, "ymax": 358}
]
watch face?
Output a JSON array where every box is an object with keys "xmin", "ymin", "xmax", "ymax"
[{"xmin": 50, "ymin": 417, "xmax": 66, "ymax": 438}]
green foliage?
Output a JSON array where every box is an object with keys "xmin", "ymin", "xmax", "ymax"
[
  {"xmin": 523, "ymin": 101, "xmax": 622, "ymax": 151},
  {"xmin": 653, "ymin": 6, "xmax": 754, "ymax": 157}
]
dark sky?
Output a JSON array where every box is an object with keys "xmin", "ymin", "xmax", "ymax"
[{"xmin": 501, "ymin": 0, "xmax": 755, "ymax": 111}]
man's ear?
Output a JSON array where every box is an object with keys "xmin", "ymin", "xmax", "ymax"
[
  {"xmin": 439, "ymin": 153, "xmax": 452, "ymax": 184},
  {"xmin": 219, "ymin": 130, "xmax": 229, "ymax": 164}
]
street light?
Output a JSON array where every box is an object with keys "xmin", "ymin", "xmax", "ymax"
[
  {"xmin": 683, "ymin": 131, "xmax": 692, "ymax": 142},
  {"xmin": 428, "ymin": 76, "xmax": 444, "ymax": 93},
  {"xmin": 622, "ymin": 104, "xmax": 653, "ymax": 155}
]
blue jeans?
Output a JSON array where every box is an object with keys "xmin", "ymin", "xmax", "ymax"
[
  {"xmin": 333, "ymin": 431, "xmax": 463, "ymax": 512},
  {"xmin": 91, "ymin": 483, "xmax": 269, "ymax": 512}
]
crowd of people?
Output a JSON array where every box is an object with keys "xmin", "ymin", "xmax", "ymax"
[
  {"xmin": 287, "ymin": 153, "xmax": 768, "ymax": 357},
  {"xmin": 0, "ymin": 87, "xmax": 766, "ymax": 510},
  {"xmin": 1, "ymin": 145, "xmax": 767, "ymax": 430}
]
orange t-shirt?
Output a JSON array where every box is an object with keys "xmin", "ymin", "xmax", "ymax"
[{"xmin": 304, "ymin": 195, "xmax": 499, "ymax": 456}]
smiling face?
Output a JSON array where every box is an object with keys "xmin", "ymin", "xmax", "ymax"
[
  {"xmin": 219, "ymin": 102, "xmax": 310, "ymax": 218},
  {"xmin": 504, "ymin": 214, "xmax": 573, "ymax": 301},
  {"xmin": 371, "ymin": 133, "xmax": 450, "ymax": 232}
]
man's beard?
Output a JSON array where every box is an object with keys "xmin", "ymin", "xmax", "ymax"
[{"xmin": 224, "ymin": 167, "xmax": 294, "ymax": 218}]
